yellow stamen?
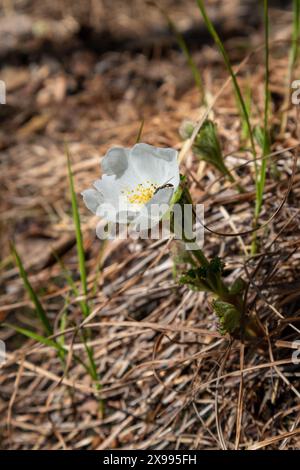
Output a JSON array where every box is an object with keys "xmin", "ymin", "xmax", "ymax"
[{"xmin": 123, "ymin": 182, "xmax": 157, "ymax": 205}]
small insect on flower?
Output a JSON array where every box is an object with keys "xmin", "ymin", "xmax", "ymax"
[
  {"xmin": 82, "ymin": 143, "xmax": 180, "ymax": 231},
  {"xmin": 153, "ymin": 179, "xmax": 174, "ymax": 195}
]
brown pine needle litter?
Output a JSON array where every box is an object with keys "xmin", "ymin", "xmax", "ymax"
[{"xmin": 1, "ymin": 0, "xmax": 300, "ymax": 450}]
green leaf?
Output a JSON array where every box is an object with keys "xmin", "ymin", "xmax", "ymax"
[
  {"xmin": 11, "ymin": 244, "xmax": 52, "ymax": 336},
  {"xmin": 179, "ymin": 267, "xmax": 211, "ymax": 292},
  {"xmin": 212, "ymin": 299, "xmax": 241, "ymax": 335},
  {"xmin": 179, "ymin": 257, "xmax": 225, "ymax": 293},
  {"xmin": 185, "ymin": 120, "xmax": 236, "ymax": 183},
  {"xmin": 208, "ymin": 257, "xmax": 225, "ymax": 275}
]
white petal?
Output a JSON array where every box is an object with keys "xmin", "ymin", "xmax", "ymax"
[
  {"xmin": 81, "ymin": 189, "xmax": 103, "ymax": 214},
  {"xmin": 130, "ymin": 143, "xmax": 179, "ymax": 188},
  {"xmin": 133, "ymin": 186, "xmax": 174, "ymax": 231},
  {"xmin": 96, "ymin": 202, "xmax": 139, "ymax": 224},
  {"xmin": 101, "ymin": 147, "xmax": 130, "ymax": 177},
  {"xmin": 103, "ymin": 148, "xmax": 141, "ymax": 192},
  {"xmin": 147, "ymin": 186, "xmax": 174, "ymax": 208},
  {"xmin": 132, "ymin": 143, "xmax": 178, "ymax": 164},
  {"xmin": 83, "ymin": 144, "xmax": 180, "ymax": 232},
  {"xmin": 96, "ymin": 201, "xmax": 118, "ymax": 222},
  {"xmin": 93, "ymin": 175, "xmax": 140, "ymax": 221},
  {"xmin": 93, "ymin": 174, "xmax": 120, "ymax": 209}
]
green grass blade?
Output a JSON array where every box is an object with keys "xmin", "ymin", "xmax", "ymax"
[
  {"xmin": 239, "ymin": 79, "xmax": 252, "ymax": 142},
  {"xmin": 11, "ymin": 243, "xmax": 52, "ymax": 336},
  {"xmin": 4, "ymin": 323, "xmax": 59, "ymax": 350},
  {"xmin": 58, "ymin": 309, "xmax": 67, "ymax": 349},
  {"xmin": 251, "ymin": 0, "xmax": 271, "ymax": 254},
  {"xmin": 66, "ymin": 144, "xmax": 89, "ymax": 318},
  {"xmin": 280, "ymin": 1, "xmax": 300, "ymax": 133},
  {"xmin": 255, "ymin": 0, "xmax": 270, "ymax": 218},
  {"xmin": 85, "ymin": 342, "xmax": 98, "ymax": 381},
  {"xmin": 92, "ymin": 240, "xmax": 107, "ymax": 296},
  {"xmin": 5, "ymin": 322, "xmax": 93, "ymax": 373},
  {"xmin": 65, "ymin": 146, "xmax": 102, "ymax": 408},
  {"xmin": 165, "ymin": 14, "xmax": 204, "ymax": 100},
  {"xmin": 135, "ymin": 119, "xmax": 145, "ymax": 143},
  {"xmin": 54, "ymin": 252, "xmax": 89, "ymax": 316},
  {"xmin": 54, "ymin": 251, "xmax": 102, "ymax": 393},
  {"xmin": 196, "ymin": 0, "xmax": 257, "ymax": 166},
  {"xmin": 292, "ymin": 0, "xmax": 300, "ymax": 65},
  {"xmin": 152, "ymin": 1, "xmax": 204, "ymax": 102},
  {"xmin": 80, "ymin": 330, "xmax": 104, "ymax": 413},
  {"xmin": 85, "ymin": 343, "xmax": 104, "ymax": 414}
]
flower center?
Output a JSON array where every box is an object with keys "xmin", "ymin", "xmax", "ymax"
[{"xmin": 124, "ymin": 181, "xmax": 158, "ymax": 205}]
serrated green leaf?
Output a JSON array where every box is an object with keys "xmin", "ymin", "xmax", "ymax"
[
  {"xmin": 193, "ymin": 120, "xmax": 234, "ymax": 180},
  {"xmin": 212, "ymin": 299, "xmax": 241, "ymax": 335}
]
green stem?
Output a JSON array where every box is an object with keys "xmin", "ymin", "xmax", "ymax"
[
  {"xmin": 280, "ymin": 0, "xmax": 300, "ymax": 133},
  {"xmin": 255, "ymin": 0, "xmax": 270, "ymax": 219},
  {"xmin": 252, "ymin": 0, "xmax": 270, "ymax": 253}
]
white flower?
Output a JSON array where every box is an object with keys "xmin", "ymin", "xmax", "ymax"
[{"xmin": 82, "ymin": 143, "xmax": 180, "ymax": 230}]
